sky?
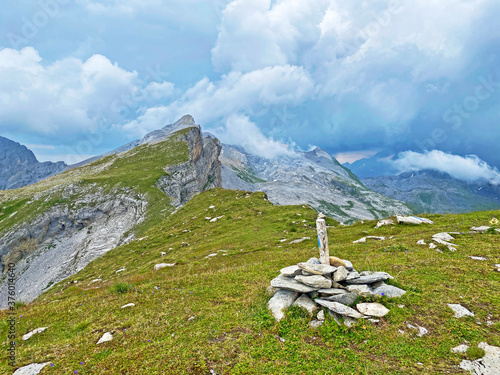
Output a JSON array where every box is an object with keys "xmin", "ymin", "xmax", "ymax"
[{"xmin": 0, "ymin": 0, "xmax": 499, "ymax": 183}]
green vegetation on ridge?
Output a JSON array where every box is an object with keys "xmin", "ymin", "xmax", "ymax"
[{"xmin": 1, "ymin": 189, "xmax": 499, "ymax": 374}]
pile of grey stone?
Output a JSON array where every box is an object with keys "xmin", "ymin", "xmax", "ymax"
[{"xmin": 267, "ymin": 256, "xmax": 406, "ymax": 327}]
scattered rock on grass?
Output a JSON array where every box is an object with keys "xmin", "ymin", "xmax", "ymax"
[
  {"xmin": 397, "ymin": 216, "xmax": 434, "ymax": 225},
  {"xmin": 154, "ymin": 263, "xmax": 176, "ymax": 271},
  {"xmin": 451, "ymin": 344, "xmax": 469, "ymax": 354},
  {"xmin": 97, "ymin": 332, "xmax": 113, "ymax": 344},
  {"xmin": 317, "ymin": 310, "xmax": 325, "ymax": 321},
  {"xmin": 433, "ymin": 233, "xmax": 455, "ymax": 242},
  {"xmin": 448, "ymin": 303, "xmax": 474, "ymax": 318},
  {"xmin": 309, "ymin": 320, "xmax": 324, "ymax": 328},
  {"xmin": 375, "ymin": 219, "xmax": 394, "ymax": 228},
  {"xmin": 417, "ymin": 240, "xmax": 426, "ymax": 245},
  {"xmin": 353, "ymin": 236, "xmax": 386, "ymax": 244},
  {"xmin": 121, "ymin": 303, "xmax": 135, "ymax": 309},
  {"xmin": 407, "ymin": 323, "xmax": 428, "ymax": 337},
  {"xmin": 468, "ymin": 256, "xmax": 487, "ymax": 261},
  {"xmin": 22, "ymin": 327, "xmax": 48, "ymax": 341},
  {"xmin": 289, "ymin": 237, "xmax": 310, "ymax": 244},
  {"xmin": 471, "ymin": 226, "xmax": 491, "ymax": 233},
  {"xmin": 13, "ymin": 363, "xmax": 51, "ymax": 375},
  {"xmin": 459, "ymin": 342, "xmax": 500, "ymax": 375},
  {"xmin": 433, "ymin": 238, "xmax": 458, "ymax": 251}
]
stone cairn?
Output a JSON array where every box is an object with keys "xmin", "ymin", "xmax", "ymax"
[{"xmin": 267, "ymin": 214, "xmax": 406, "ymax": 327}]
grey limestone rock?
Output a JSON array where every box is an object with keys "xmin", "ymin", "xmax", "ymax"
[
  {"xmin": 270, "ymin": 275, "xmax": 319, "ymax": 293},
  {"xmin": 267, "ymin": 289, "xmax": 298, "ymax": 321},
  {"xmin": 294, "ymin": 275, "xmax": 332, "ymax": 289},
  {"xmin": 12, "ymin": 363, "xmax": 51, "ymax": 375},
  {"xmin": 292, "ymin": 294, "xmax": 318, "ymax": 316},
  {"xmin": 297, "ymin": 262, "xmax": 337, "ymax": 275},
  {"xmin": 459, "ymin": 342, "xmax": 500, "ymax": 375},
  {"xmin": 345, "ymin": 272, "xmax": 392, "ymax": 285},
  {"xmin": 315, "ymin": 299, "xmax": 363, "ymax": 319}
]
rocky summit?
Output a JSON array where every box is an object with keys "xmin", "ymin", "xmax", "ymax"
[
  {"xmin": 0, "ymin": 136, "xmax": 66, "ymax": 190},
  {"xmin": 267, "ymin": 256, "xmax": 405, "ymax": 324}
]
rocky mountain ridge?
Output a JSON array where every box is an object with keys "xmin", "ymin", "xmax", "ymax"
[
  {"xmin": 220, "ymin": 144, "xmax": 412, "ymax": 223},
  {"xmin": 363, "ymin": 170, "xmax": 500, "ymax": 214},
  {"xmin": 0, "ymin": 136, "xmax": 66, "ymax": 190},
  {"xmin": 0, "ymin": 118, "xmax": 221, "ymax": 307}
]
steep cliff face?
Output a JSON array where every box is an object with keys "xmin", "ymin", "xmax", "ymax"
[
  {"xmin": 0, "ymin": 136, "xmax": 67, "ymax": 190},
  {"xmin": 157, "ymin": 127, "xmax": 222, "ymax": 207},
  {"xmin": 0, "ymin": 186, "xmax": 147, "ymax": 305},
  {"xmin": 0, "ymin": 118, "xmax": 222, "ymax": 307}
]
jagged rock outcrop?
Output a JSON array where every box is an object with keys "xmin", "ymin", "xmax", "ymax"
[
  {"xmin": 156, "ymin": 120, "xmax": 222, "ymax": 207},
  {"xmin": 0, "ymin": 116, "xmax": 221, "ymax": 307},
  {"xmin": 220, "ymin": 144, "xmax": 412, "ymax": 223},
  {"xmin": 0, "ymin": 136, "xmax": 66, "ymax": 190}
]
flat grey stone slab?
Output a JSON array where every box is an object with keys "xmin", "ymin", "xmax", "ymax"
[
  {"xmin": 345, "ymin": 272, "xmax": 392, "ymax": 285},
  {"xmin": 297, "ymin": 263, "xmax": 337, "ymax": 275},
  {"xmin": 318, "ymin": 288, "xmax": 347, "ymax": 295},
  {"xmin": 323, "ymin": 293, "xmax": 357, "ymax": 306},
  {"xmin": 280, "ymin": 265, "xmax": 302, "ymax": 277},
  {"xmin": 315, "ymin": 299, "xmax": 362, "ymax": 319},
  {"xmin": 294, "ymin": 275, "xmax": 332, "ymax": 289},
  {"xmin": 372, "ymin": 283, "xmax": 406, "ymax": 298},
  {"xmin": 356, "ymin": 303, "xmax": 389, "ymax": 317},
  {"xmin": 271, "ymin": 274, "xmax": 318, "ymax": 293}
]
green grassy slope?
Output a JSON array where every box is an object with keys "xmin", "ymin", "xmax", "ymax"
[
  {"xmin": 1, "ymin": 189, "xmax": 499, "ymax": 374},
  {"xmin": 0, "ymin": 128, "xmax": 191, "ymax": 241}
]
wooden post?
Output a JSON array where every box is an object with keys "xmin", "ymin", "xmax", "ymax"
[{"xmin": 316, "ymin": 213, "xmax": 330, "ymax": 265}]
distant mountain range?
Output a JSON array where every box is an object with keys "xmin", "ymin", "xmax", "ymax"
[
  {"xmin": 363, "ymin": 170, "xmax": 500, "ymax": 214},
  {"xmin": 0, "ymin": 136, "xmax": 66, "ymax": 190},
  {"xmin": 220, "ymin": 144, "xmax": 411, "ymax": 223}
]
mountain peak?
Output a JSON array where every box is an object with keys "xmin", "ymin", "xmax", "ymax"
[
  {"xmin": 170, "ymin": 114, "xmax": 196, "ymax": 127},
  {"xmin": 0, "ymin": 136, "xmax": 66, "ymax": 190}
]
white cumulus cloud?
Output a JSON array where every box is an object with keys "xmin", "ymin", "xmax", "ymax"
[
  {"xmin": 122, "ymin": 64, "xmax": 315, "ymax": 136},
  {"xmin": 213, "ymin": 114, "xmax": 294, "ymax": 158},
  {"xmin": 0, "ymin": 47, "xmax": 174, "ymax": 139},
  {"xmin": 392, "ymin": 150, "xmax": 500, "ymax": 185}
]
